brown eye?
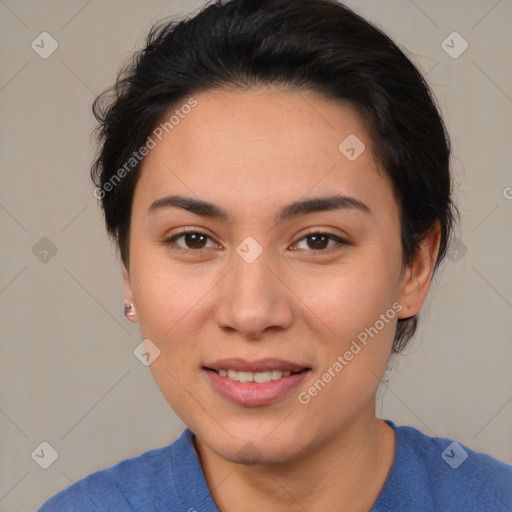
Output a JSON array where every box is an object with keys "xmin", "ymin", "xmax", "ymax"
[
  {"xmin": 306, "ymin": 233, "xmax": 330, "ymax": 250},
  {"xmin": 293, "ymin": 232, "xmax": 348, "ymax": 252},
  {"xmin": 163, "ymin": 231, "xmax": 218, "ymax": 253},
  {"xmin": 181, "ymin": 232, "xmax": 208, "ymax": 249}
]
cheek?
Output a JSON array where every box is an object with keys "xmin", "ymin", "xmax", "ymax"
[
  {"xmin": 293, "ymin": 264, "xmax": 399, "ymax": 427},
  {"xmin": 129, "ymin": 247, "xmax": 212, "ymax": 351},
  {"xmin": 129, "ymin": 250, "xmax": 212, "ymax": 413},
  {"xmin": 293, "ymin": 255, "xmax": 401, "ymax": 346}
]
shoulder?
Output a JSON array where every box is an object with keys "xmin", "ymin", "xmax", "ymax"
[
  {"xmin": 379, "ymin": 421, "xmax": 512, "ymax": 511},
  {"xmin": 37, "ymin": 429, "xmax": 194, "ymax": 512}
]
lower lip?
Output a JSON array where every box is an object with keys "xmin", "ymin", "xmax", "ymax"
[{"xmin": 204, "ymin": 369, "xmax": 310, "ymax": 407}]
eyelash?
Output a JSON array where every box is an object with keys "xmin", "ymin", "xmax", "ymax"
[{"xmin": 162, "ymin": 229, "xmax": 349, "ymax": 255}]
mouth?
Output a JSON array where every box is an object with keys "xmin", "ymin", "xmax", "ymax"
[
  {"xmin": 204, "ymin": 368, "xmax": 309, "ymax": 384},
  {"xmin": 202, "ymin": 358, "xmax": 312, "ymax": 406}
]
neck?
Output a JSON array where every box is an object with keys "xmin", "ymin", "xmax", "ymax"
[{"xmin": 194, "ymin": 410, "xmax": 396, "ymax": 512}]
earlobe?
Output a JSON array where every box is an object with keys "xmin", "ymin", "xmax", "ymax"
[
  {"xmin": 123, "ymin": 265, "xmax": 139, "ymax": 323},
  {"xmin": 397, "ymin": 221, "xmax": 441, "ymax": 320}
]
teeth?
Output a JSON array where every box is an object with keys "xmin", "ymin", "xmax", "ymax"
[
  {"xmin": 238, "ymin": 371, "xmax": 253, "ymax": 383},
  {"xmin": 216, "ymin": 369, "xmax": 294, "ymax": 383},
  {"xmin": 271, "ymin": 369, "xmax": 289, "ymax": 380},
  {"xmin": 254, "ymin": 371, "xmax": 270, "ymax": 383}
]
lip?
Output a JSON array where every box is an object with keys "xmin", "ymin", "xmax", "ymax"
[
  {"xmin": 204, "ymin": 357, "xmax": 308, "ymax": 373},
  {"xmin": 203, "ymin": 358, "xmax": 311, "ymax": 407}
]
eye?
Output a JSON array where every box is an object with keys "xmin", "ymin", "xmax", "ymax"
[
  {"xmin": 162, "ymin": 229, "xmax": 349, "ymax": 255},
  {"xmin": 163, "ymin": 230, "xmax": 220, "ymax": 253},
  {"xmin": 291, "ymin": 231, "xmax": 349, "ymax": 252}
]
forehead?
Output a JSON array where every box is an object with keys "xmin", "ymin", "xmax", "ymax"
[
  {"xmin": 147, "ymin": 87, "xmax": 373, "ymax": 167},
  {"xmin": 133, "ymin": 87, "xmax": 396, "ymax": 222}
]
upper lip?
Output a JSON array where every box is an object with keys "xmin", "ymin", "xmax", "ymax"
[{"xmin": 204, "ymin": 358, "xmax": 309, "ymax": 373}]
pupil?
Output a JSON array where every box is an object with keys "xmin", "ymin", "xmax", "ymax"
[
  {"xmin": 187, "ymin": 233, "xmax": 206, "ymax": 248},
  {"xmin": 309, "ymin": 234, "xmax": 327, "ymax": 249}
]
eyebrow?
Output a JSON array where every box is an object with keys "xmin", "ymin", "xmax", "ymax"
[{"xmin": 148, "ymin": 193, "xmax": 371, "ymax": 223}]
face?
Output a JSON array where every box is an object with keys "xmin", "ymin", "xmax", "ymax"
[{"xmin": 123, "ymin": 87, "xmax": 438, "ymax": 464}]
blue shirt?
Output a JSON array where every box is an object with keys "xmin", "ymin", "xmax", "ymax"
[{"xmin": 38, "ymin": 420, "xmax": 512, "ymax": 511}]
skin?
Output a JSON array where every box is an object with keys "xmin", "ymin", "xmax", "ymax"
[{"xmin": 123, "ymin": 87, "xmax": 441, "ymax": 511}]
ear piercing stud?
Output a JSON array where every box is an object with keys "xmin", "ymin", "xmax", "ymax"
[{"xmin": 124, "ymin": 303, "xmax": 136, "ymax": 319}]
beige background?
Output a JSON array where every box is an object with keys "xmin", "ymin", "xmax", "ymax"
[{"xmin": 0, "ymin": 0, "xmax": 511, "ymax": 510}]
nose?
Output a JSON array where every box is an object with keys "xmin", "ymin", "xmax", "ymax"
[{"xmin": 214, "ymin": 246, "xmax": 294, "ymax": 340}]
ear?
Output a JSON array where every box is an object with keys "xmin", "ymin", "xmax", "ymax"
[
  {"xmin": 397, "ymin": 221, "xmax": 441, "ymax": 319},
  {"xmin": 123, "ymin": 264, "xmax": 139, "ymax": 323}
]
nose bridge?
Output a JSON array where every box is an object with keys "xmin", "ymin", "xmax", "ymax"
[
  {"xmin": 214, "ymin": 238, "xmax": 293, "ymax": 337},
  {"xmin": 233, "ymin": 246, "xmax": 272, "ymax": 300}
]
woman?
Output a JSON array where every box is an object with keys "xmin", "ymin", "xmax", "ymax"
[{"xmin": 38, "ymin": 0, "xmax": 512, "ymax": 510}]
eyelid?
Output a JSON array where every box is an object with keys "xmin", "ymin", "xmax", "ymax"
[
  {"xmin": 290, "ymin": 229, "xmax": 350, "ymax": 252},
  {"xmin": 162, "ymin": 228, "xmax": 220, "ymax": 253},
  {"xmin": 296, "ymin": 227, "xmax": 350, "ymax": 242}
]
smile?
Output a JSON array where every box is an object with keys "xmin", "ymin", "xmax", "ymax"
[
  {"xmin": 203, "ymin": 358, "xmax": 311, "ymax": 406},
  {"xmin": 212, "ymin": 369, "xmax": 302, "ymax": 383}
]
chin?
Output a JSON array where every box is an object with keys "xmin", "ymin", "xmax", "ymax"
[
  {"xmin": 221, "ymin": 441, "xmax": 303, "ymax": 466},
  {"xmin": 192, "ymin": 419, "xmax": 312, "ymax": 466}
]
